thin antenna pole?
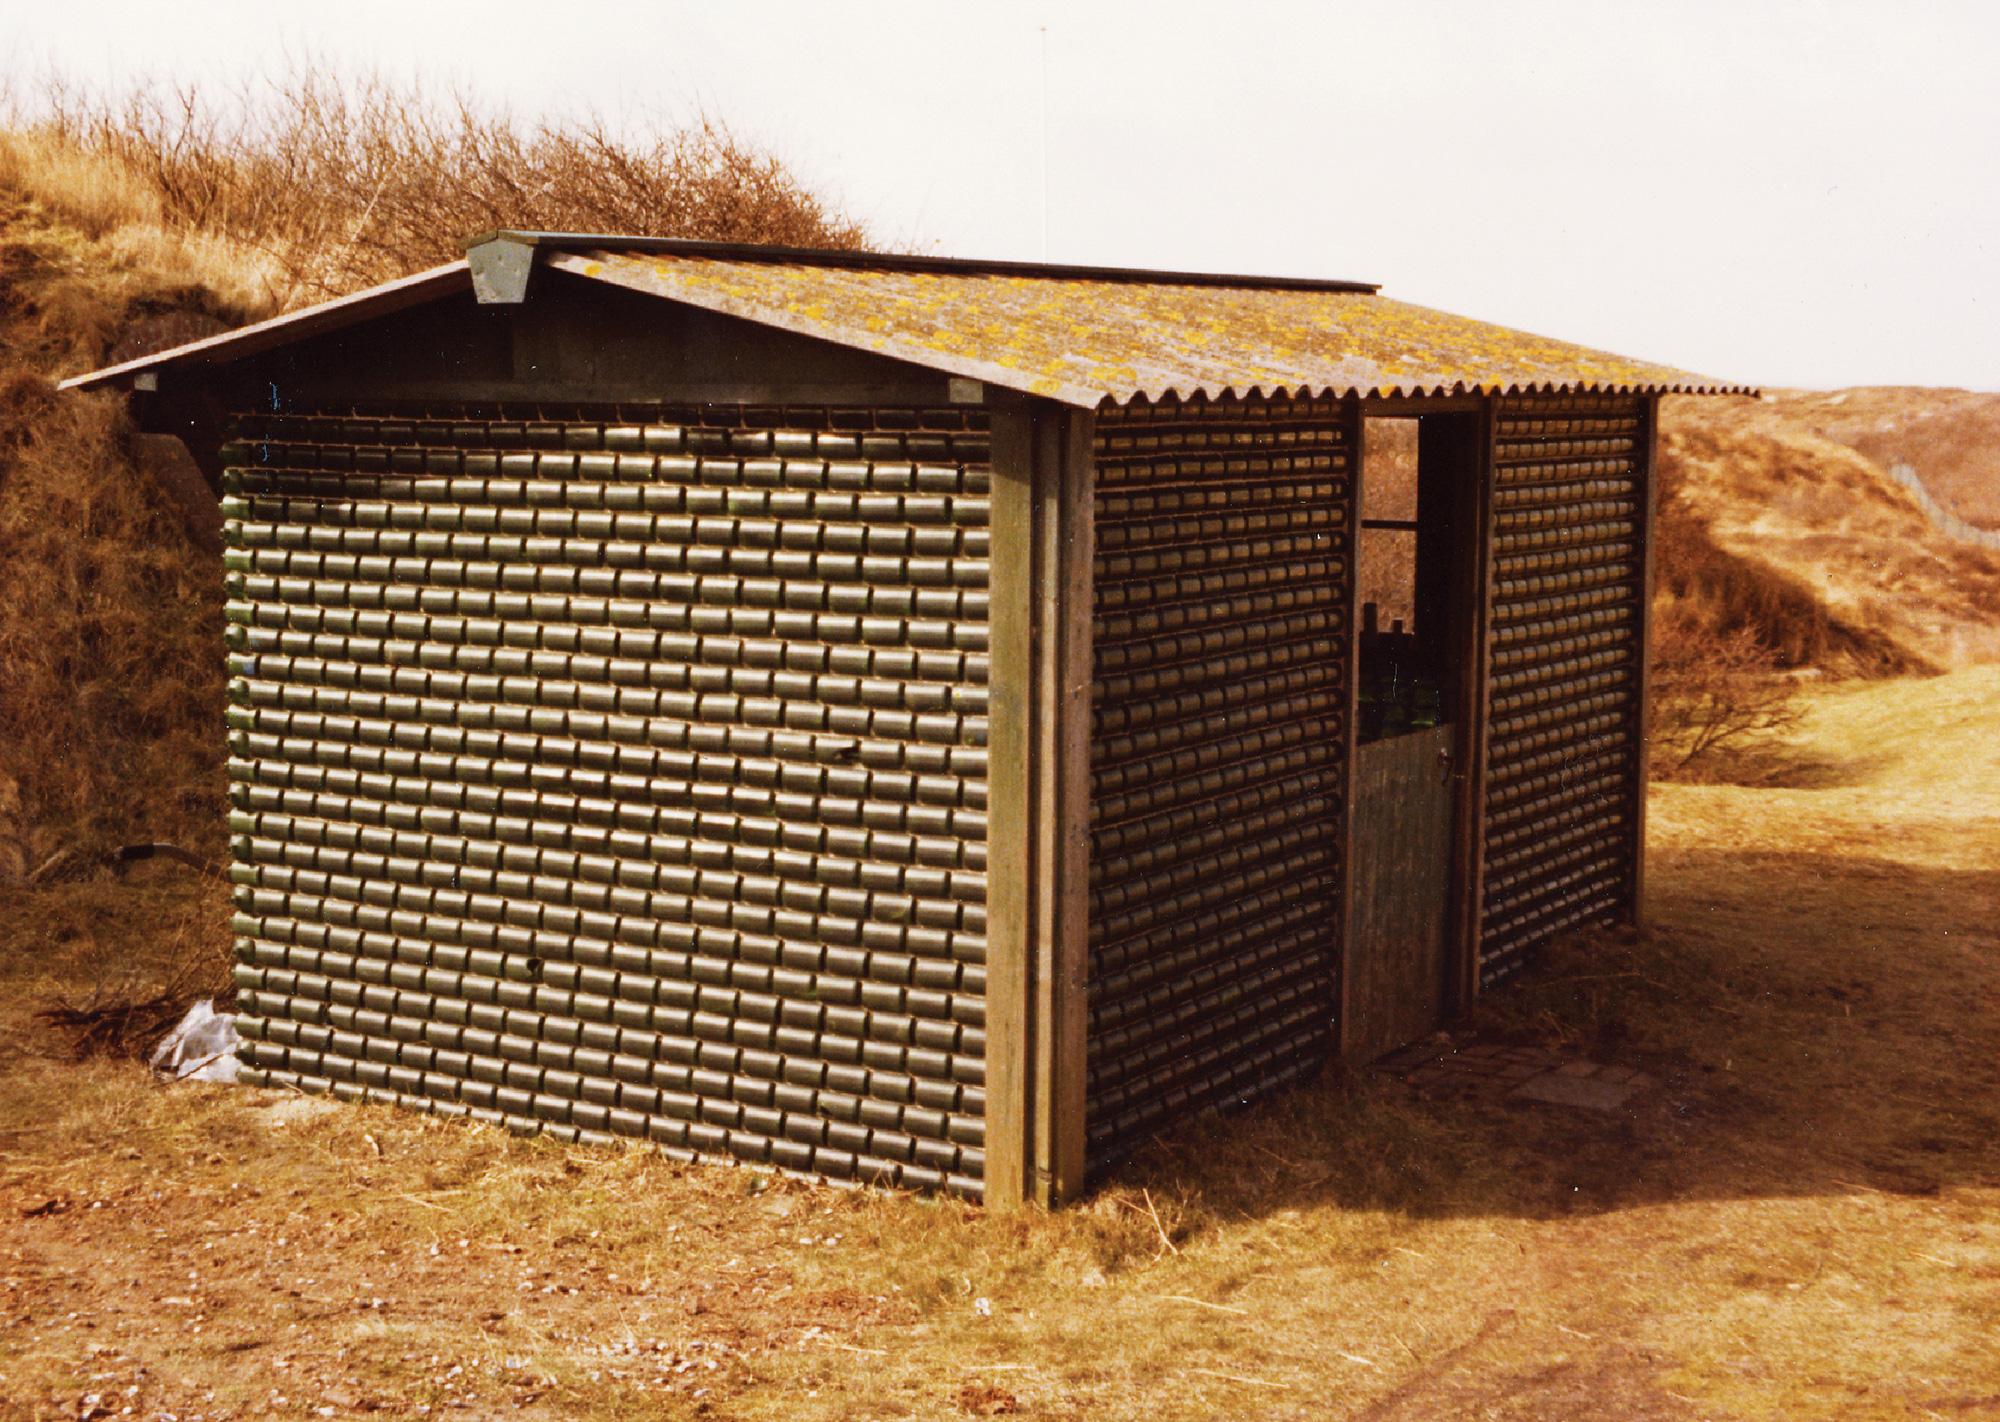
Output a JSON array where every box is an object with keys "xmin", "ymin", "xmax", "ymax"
[{"xmin": 1040, "ymin": 25, "xmax": 1050, "ymax": 262}]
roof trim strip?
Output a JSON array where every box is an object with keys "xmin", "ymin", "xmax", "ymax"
[
  {"xmin": 59, "ymin": 262, "xmax": 474, "ymax": 391},
  {"xmin": 466, "ymin": 229, "xmax": 1382, "ymax": 295}
]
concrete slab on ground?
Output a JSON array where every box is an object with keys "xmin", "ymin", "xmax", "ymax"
[
  {"xmin": 1507, "ymin": 1073, "xmax": 1641, "ymax": 1111},
  {"xmin": 1375, "ymin": 1040, "xmax": 1654, "ymax": 1113}
]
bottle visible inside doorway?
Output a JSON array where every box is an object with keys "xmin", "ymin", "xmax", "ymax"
[
  {"xmin": 1379, "ymin": 619, "xmax": 1409, "ymax": 737},
  {"xmin": 1410, "ymin": 675, "xmax": 1441, "ymax": 729},
  {"xmin": 1358, "ymin": 602, "xmax": 1383, "ymax": 742}
]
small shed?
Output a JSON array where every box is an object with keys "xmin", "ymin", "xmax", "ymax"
[{"xmin": 67, "ymin": 233, "xmax": 1741, "ymax": 1206}]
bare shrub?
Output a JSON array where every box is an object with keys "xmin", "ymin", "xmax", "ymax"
[
  {"xmin": 1648, "ymin": 599, "xmax": 1804, "ymax": 777},
  {"xmin": 14, "ymin": 877, "xmax": 235, "ymax": 1060},
  {"xmin": 21, "ymin": 67, "xmax": 870, "ymax": 308},
  {"xmin": 1648, "ymin": 436, "xmax": 1806, "ymax": 778}
]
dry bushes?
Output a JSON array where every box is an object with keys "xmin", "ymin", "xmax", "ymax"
[
  {"xmin": 1648, "ymin": 608, "xmax": 1804, "ymax": 778},
  {"xmin": 0, "ymin": 381, "xmax": 227, "ymax": 861},
  {"xmin": 0, "ymin": 182, "xmax": 240, "ymax": 864},
  {"xmin": 1646, "ymin": 391, "xmax": 2000, "ymax": 776},
  {"xmin": 1647, "ymin": 442, "xmax": 1809, "ymax": 776},
  {"xmin": 23, "ymin": 68, "xmax": 869, "ymax": 308},
  {"xmin": 1648, "ymin": 421, "xmax": 1887, "ymax": 672},
  {"xmin": 0, "ymin": 68, "xmax": 872, "ymax": 873},
  {"xmin": 1641, "ymin": 407, "xmax": 1942, "ymax": 778}
]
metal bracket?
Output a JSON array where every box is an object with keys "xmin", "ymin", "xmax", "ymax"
[{"xmin": 467, "ymin": 234, "xmax": 536, "ymax": 304}]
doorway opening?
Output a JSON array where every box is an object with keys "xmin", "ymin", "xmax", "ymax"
[
  {"xmin": 1343, "ymin": 411, "xmax": 1482, "ymax": 1059},
  {"xmin": 1356, "ymin": 416, "xmax": 1478, "ymax": 743}
]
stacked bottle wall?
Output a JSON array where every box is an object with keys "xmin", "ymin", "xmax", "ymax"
[
  {"xmin": 222, "ymin": 404, "xmax": 994, "ymax": 1197},
  {"xmin": 1086, "ymin": 397, "xmax": 1355, "ymax": 1172},
  {"xmin": 1477, "ymin": 393, "xmax": 1648, "ymax": 984}
]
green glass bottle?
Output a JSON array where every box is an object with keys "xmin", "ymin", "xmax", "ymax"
[{"xmin": 1410, "ymin": 676, "xmax": 1441, "ymax": 729}]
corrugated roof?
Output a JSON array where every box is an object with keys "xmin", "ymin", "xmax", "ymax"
[
  {"xmin": 551, "ymin": 247, "xmax": 1743, "ymax": 406},
  {"xmin": 62, "ymin": 233, "xmax": 1747, "ymax": 401}
]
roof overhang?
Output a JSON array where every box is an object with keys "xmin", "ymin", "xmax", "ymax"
[
  {"xmin": 60, "ymin": 262, "xmax": 474, "ymax": 393},
  {"xmin": 61, "ymin": 232, "xmax": 1753, "ymax": 404}
]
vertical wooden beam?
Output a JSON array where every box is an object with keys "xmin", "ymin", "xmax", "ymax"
[
  {"xmin": 1032, "ymin": 407, "xmax": 1094, "ymax": 1207},
  {"xmin": 1629, "ymin": 393, "xmax": 1661, "ymax": 928},
  {"xmin": 982, "ymin": 402, "xmax": 1036, "ymax": 1210},
  {"xmin": 1417, "ymin": 410, "xmax": 1476, "ymax": 1019},
  {"xmin": 1335, "ymin": 398, "xmax": 1367, "ymax": 1059},
  {"xmin": 1447, "ymin": 396, "xmax": 1500, "ymax": 1013}
]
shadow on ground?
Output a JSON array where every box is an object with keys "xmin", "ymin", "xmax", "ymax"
[{"xmin": 1102, "ymin": 844, "xmax": 2000, "ymax": 1227}]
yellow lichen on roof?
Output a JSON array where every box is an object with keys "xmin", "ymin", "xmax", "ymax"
[{"xmin": 66, "ymin": 243, "xmax": 1746, "ymax": 403}]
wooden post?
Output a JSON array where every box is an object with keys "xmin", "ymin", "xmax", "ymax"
[
  {"xmin": 1335, "ymin": 399, "xmax": 1367, "ymax": 1058},
  {"xmin": 1630, "ymin": 394, "xmax": 1661, "ymax": 928},
  {"xmin": 1447, "ymin": 397, "xmax": 1500, "ymax": 1012},
  {"xmin": 982, "ymin": 402, "xmax": 1036, "ymax": 1209},
  {"xmin": 1032, "ymin": 407, "xmax": 1093, "ymax": 1207}
]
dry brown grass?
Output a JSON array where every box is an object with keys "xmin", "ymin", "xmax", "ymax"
[
  {"xmin": 17, "ymin": 67, "xmax": 869, "ymax": 311},
  {"xmin": 1647, "ymin": 391, "xmax": 2000, "ymax": 778},
  {"xmin": 0, "ymin": 130, "xmax": 286, "ymax": 357},
  {"xmin": 1757, "ymin": 387, "xmax": 2000, "ymax": 532},
  {"xmin": 0, "ymin": 127, "xmax": 160, "ymax": 238},
  {"xmin": 1659, "ymin": 395, "xmax": 2000, "ymax": 675},
  {"xmin": 0, "ymin": 149, "xmax": 261, "ymax": 867},
  {"xmin": 0, "ymin": 69, "xmax": 872, "ymax": 877},
  {"xmin": 2, "ymin": 672, "xmax": 1996, "ymax": 1420},
  {"xmin": 0, "ymin": 377, "xmax": 227, "ymax": 863}
]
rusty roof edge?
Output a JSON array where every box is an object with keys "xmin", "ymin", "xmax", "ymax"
[
  {"xmin": 1097, "ymin": 377, "xmax": 1756, "ymax": 406},
  {"xmin": 474, "ymin": 229, "xmax": 1381, "ymax": 294},
  {"xmin": 550, "ymin": 250, "xmax": 1113, "ymax": 407},
  {"xmin": 59, "ymin": 262, "xmax": 474, "ymax": 391}
]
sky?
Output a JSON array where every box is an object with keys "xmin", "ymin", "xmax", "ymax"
[{"xmin": 6, "ymin": 0, "xmax": 1998, "ymax": 391}]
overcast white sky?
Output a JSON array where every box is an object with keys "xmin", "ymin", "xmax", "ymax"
[{"xmin": 7, "ymin": 0, "xmax": 1998, "ymax": 390}]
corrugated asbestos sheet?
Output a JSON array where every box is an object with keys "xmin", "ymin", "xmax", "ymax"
[
  {"xmin": 1477, "ymin": 392, "xmax": 1647, "ymax": 982},
  {"xmin": 224, "ymin": 404, "xmax": 996, "ymax": 1196},
  {"xmin": 547, "ymin": 249, "xmax": 1743, "ymax": 408},
  {"xmin": 1085, "ymin": 398, "xmax": 1353, "ymax": 1171}
]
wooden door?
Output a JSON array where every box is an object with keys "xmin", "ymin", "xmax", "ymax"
[{"xmin": 1343, "ymin": 726, "xmax": 1454, "ymax": 1060}]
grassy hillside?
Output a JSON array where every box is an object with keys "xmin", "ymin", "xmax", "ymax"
[
  {"xmin": 1658, "ymin": 394, "xmax": 2000, "ymax": 676},
  {"xmin": 1761, "ymin": 386, "xmax": 2000, "ymax": 530},
  {"xmin": 0, "ymin": 81, "xmax": 871, "ymax": 882},
  {"xmin": 0, "ymin": 152, "xmax": 261, "ymax": 869}
]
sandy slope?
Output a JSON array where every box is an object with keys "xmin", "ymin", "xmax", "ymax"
[
  {"xmin": 1759, "ymin": 387, "xmax": 2000, "ymax": 530},
  {"xmin": 1662, "ymin": 394, "xmax": 2000, "ymax": 670}
]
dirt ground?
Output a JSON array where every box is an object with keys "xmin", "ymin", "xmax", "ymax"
[{"xmin": 3, "ymin": 670, "xmax": 1998, "ymax": 1421}]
